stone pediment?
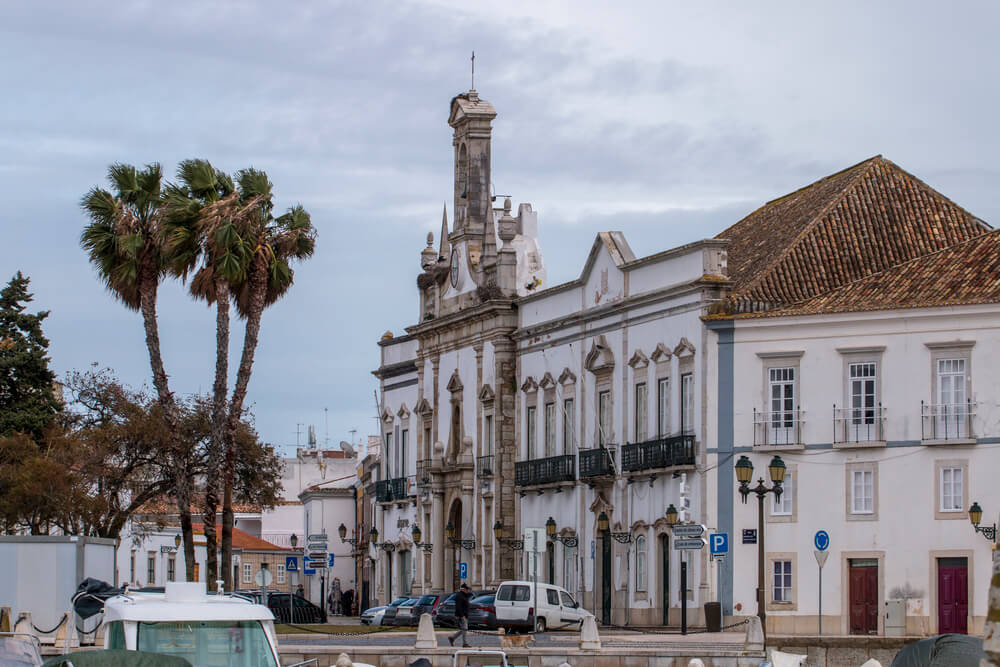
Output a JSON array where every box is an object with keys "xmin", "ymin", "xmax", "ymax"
[
  {"xmin": 628, "ymin": 349, "xmax": 649, "ymax": 369},
  {"xmin": 674, "ymin": 337, "xmax": 696, "ymax": 356},
  {"xmin": 631, "ymin": 519, "xmax": 650, "ymax": 533},
  {"xmin": 584, "ymin": 336, "xmax": 614, "ymax": 374},
  {"xmin": 397, "ymin": 404, "xmax": 410, "ymax": 419},
  {"xmin": 520, "ymin": 376, "xmax": 539, "ymax": 393},
  {"xmin": 558, "ymin": 368, "xmax": 577, "ymax": 386},
  {"xmin": 381, "ymin": 406, "xmax": 394, "ymax": 423},
  {"xmin": 589, "ymin": 491, "xmax": 614, "ymax": 516},
  {"xmin": 447, "ymin": 369, "xmax": 464, "ymax": 393},
  {"xmin": 650, "ymin": 343, "xmax": 672, "ymax": 363},
  {"xmin": 539, "ymin": 372, "xmax": 556, "ymax": 389},
  {"xmin": 414, "ymin": 398, "xmax": 433, "ymax": 417},
  {"xmin": 478, "ymin": 384, "xmax": 495, "ymax": 402}
]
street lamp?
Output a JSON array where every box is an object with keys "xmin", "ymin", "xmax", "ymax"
[
  {"xmin": 446, "ymin": 522, "xmax": 476, "ymax": 550},
  {"xmin": 665, "ymin": 504, "xmax": 679, "ymax": 526},
  {"xmin": 174, "ymin": 534, "xmax": 182, "ymax": 549},
  {"xmin": 338, "ymin": 523, "xmax": 358, "ymax": 546},
  {"xmin": 412, "ymin": 524, "xmax": 433, "ymax": 552},
  {"xmin": 493, "ymin": 521, "xmax": 524, "ymax": 550},
  {"xmin": 290, "ymin": 533, "xmax": 298, "ymax": 548},
  {"xmin": 369, "ymin": 525, "xmax": 394, "ymax": 552},
  {"xmin": 545, "ymin": 517, "xmax": 579, "ymax": 547},
  {"xmin": 969, "ymin": 502, "xmax": 997, "ymax": 542},
  {"xmin": 598, "ymin": 511, "xmax": 632, "ymax": 544},
  {"xmin": 736, "ymin": 454, "xmax": 785, "ymax": 639}
]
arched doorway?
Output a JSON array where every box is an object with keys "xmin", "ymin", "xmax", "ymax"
[{"xmin": 447, "ymin": 499, "xmax": 463, "ymax": 592}]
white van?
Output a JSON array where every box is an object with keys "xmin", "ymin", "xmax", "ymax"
[{"xmin": 495, "ymin": 580, "xmax": 589, "ymax": 632}]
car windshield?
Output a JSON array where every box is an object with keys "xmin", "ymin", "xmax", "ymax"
[
  {"xmin": 390, "ymin": 597, "xmax": 409, "ymax": 606},
  {"xmin": 401, "ymin": 598, "xmax": 419, "ymax": 606},
  {"xmin": 137, "ymin": 620, "xmax": 277, "ymax": 667},
  {"xmin": 417, "ymin": 595, "xmax": 437, "ymax": 605},
  {"xmin": 471, "ymin": 595, "xmax": 494, "ymax": 604}
]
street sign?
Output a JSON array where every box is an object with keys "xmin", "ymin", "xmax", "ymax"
[
  {"xmin": 710, "ymin": 533, "xmax": 729, "ymax": 555},
  {"xmin": 814, "ymin": 530, "xmax": 830, "ymax": 551},
  {"xmin": 307, "ymin": 533, "xmax": 327, "ymax": 542},
  {"xmin": 590, "ymin": 540, "xmax": 595, "ymax": 559},
  {"xmin": 459, "ymin": 562, "xmax": 468, "ymax": 579},
  {"xmin": 285, "ymin": 556, "xmax": 298, "ymax": 572},
  {"xmin": 673, "ymin": 524, "xmax": 706, "ymax": 538},
  {"xmin": 303, "ymin": 561, "xmax": 316, "ymax": 575},
  {"xmin": 673, "ymin": 537, "xmax": 707, "ymax": 550},
  {"xmin": 814, "ymin": 550, "xmax": 829, "ymax": 568},
  {"xmin": 742, "ymin": 529, "xmax": 757, "ymax": 544},
  {"xmin": 255, "ymin": 567, "xmax": 273, "ymax": 587},
  {"xmin": 307, "ymin": 552, "xmax": 328, "ymax": 570},
  {"xmin": 328, "ymin": 553, "xmax": 335, "ymax": 567},
  {"xmin": 523, "ymin": 528, "xmax": 544, "ymax": 553}
]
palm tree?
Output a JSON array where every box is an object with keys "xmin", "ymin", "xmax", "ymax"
[
  {"xmin": 80, "ymin": 163, "xmax": 197, "ymax": 580},
  {"xmin": 219, "ymin": 168, "xmax": 316, "ymax": 588},
  {"xmin": 162, "ymin": 159, "xmax": 246, "ymax": 587}
]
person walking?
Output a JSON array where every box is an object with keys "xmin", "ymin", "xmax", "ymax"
[{"xmin": 448, "ymin": 583, "xmax": 473, "ymax": 648}]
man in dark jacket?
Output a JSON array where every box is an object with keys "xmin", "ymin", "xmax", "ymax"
[{"xmin": 448, "ymin": 583, "xmax": 472, "ymax": 647}]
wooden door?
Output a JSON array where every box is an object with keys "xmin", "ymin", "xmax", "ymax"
[
  {"xmin": 660, "ymin": 534, "xmax": 670, "ymax": 626},
  {"xmin": 849, "ymin": 562, "xmax": 878, "ymax": 634},
  {"xmin": 938, "ymin": 558, "xmax": 968, "ymax": 634},
  {"xmin": 601, "ymin": 531, "xmax": 611, "ymax": 625}
]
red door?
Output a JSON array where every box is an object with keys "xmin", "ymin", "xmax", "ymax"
[
  {"xmin": 938, "ymin": 558, "xmax": 968, "ymax": 634},
  {"xmin": 849, "ymin": 562, "xmax": 878, "ymax": 634}
]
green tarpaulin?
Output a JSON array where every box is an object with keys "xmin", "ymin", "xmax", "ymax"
[{"xmin": 42, "ymin": 649, "xmax": 192, "ymax": 667}]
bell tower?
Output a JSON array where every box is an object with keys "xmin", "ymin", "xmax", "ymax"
[{"xmin": 448, "ymin": 90, "xmax": 496, "ymax": 237}]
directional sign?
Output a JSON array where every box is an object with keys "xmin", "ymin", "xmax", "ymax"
[
  {"xmin": 307, "ymin": 553, "xmax": 328, "ymax": 570},
  {"xmin": 285, "ymin": 556, "xmax": 299, "ymax": 572},
  {"xmin": 814, "ymin": 530, "xmax": 830, "ymax": 551},
  {"xmin": 307, "ymin": 533, "xmax": 327, "ymax": 542},
  {"xmin": 710, "ymin": 533, "xmax": 729, "ymax": 555},
  {"xmin": 673, "ymin": 537, "xmax": 707, "ymax": 550},
  {"xmin": 672, "ymin": 524, "xmax": 706, "ymax": 538},
  {"xmin": 814, "ymin": 550, "xmax": 829, "ymax": 568},
  {"xmin": 459, "ymin": 562, "xmax": 468, "ymax": 579},
  {"xmin": 303, "ymin": 561, "xmax": 316, "ymax": 576}
]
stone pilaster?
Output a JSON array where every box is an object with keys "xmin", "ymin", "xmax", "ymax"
[{"xmin": 493, "ymin": 337, "xmax": 518, "ymax": 581}]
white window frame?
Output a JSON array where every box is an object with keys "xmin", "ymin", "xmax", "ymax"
[
  {"xmin": 276, "ymin": 563, "xmax": 286, "ymax": 584},
  {"xmin": 484, "ymin": 414, "xmax": 493, "ymax": 457},
  {"xmin": 526, "ymin": 406, "xmax": 537, "ymax": 459},
  {"xmin": 167, "ymin": 556, "xmax": 175, "ymax": 583},
  {"xmin": 147, "ymin": 552, "xmax": 156, "ymax": 586},
  {"xmin": 772, "ymin": 560, "xmax": 792, "ymax": 602},
  {"xmin": 851, "ymin": 469, "xmax": 874, "ymax": 515},
  {"xmin": 768, "ymin": 367, "xmax": 796, "ymax": 444},
  {"xmin": 681, "ymin": 373, "xmax": 694, "ymax": 435},
  {"xmin": 544, "ymin": 402, "xmax": 556, "ymax": 457},
  {"xmin": 562, "ymin": 398, "xmax": 575, "ymax": 454},
  {"xmin": 772, "ymin": 470, "xmax": 794, "ymax": 516},
  {"xmin": 598, "ymin": 390, "xmax": 611, "ymax": 446},
  {"xmin": 940, "ymin": 466, "xmax": 963, "ymax": 513},
  {"xmin": 849, "ymin": 361, "xmax": 878, "ymax": 439},
  {"xmin": 937, "ymin": 358, "xmax": 968, "ymax": 438},
  {"xmin": 635, "ymin": 382, "xmax": 648, "ymax": 442},
  {"xmin": 563, "ymin": 547, "xmax": 574, "ymax": 592},
  {"xmin": 635, "ymin": 535, "xmax": 647, "ymax": 592},
  {"xmin": 657, "ymin": 378, "xmax": 670, "ymax": 437},
  {"xmin": 243, "ymin": 562, "xmax": 253, "ymax": 584},
  {"xmin": 400, "ymin": 429, "xmax": 408, "ymax": 476}
]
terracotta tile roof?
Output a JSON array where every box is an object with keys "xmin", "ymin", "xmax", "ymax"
[
  {"xmin": 715, "ymin": 156, "xmax": 989, "ymax": 313},
  {"xmin": 191, "ymin": 523, "xmax": 290, "ymax": 552},
  {"xmin": 137, "ymin": 497, "xmax": 262, "ymax": 515},
  {"xmin": 740, "ymin": 229, "xmax": 1000, "ymax": 318}
]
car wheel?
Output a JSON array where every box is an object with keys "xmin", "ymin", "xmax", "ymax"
[{"xmin": 535, "ymin": 617, "xmax": 546, "ymax": 633}]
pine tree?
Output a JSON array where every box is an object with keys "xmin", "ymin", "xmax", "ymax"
[{"xmin": 0, "ymin": 272, "xmax": 59, "ymax": 438}]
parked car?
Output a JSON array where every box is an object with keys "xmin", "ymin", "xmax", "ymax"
[
  {"xmin": 433, "ymin": 590, "xmax": 493, "ymax": 628},
  {"xmin": 265, "ymin": 592, "xmax": 326, "ymax": 624},
  {"xmin": 360, "ymin": 597, "xmax": 409, "ymax": 626},
  {"xmin": 468, "ymin": 594, "xmax": 498, "ymax": 630},
  {"xmin": 495, "ymin": 580, "xmax": 589, "ymax": 633},
  {"xmin": 387, "ymin": 597, "xmax": 420, "ymax": 626},
  {"xmin": 409, "ymin": 594, "xmax": 443, "ymax": 626}
]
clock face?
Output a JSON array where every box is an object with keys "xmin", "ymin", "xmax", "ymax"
[{"xmin": 450, "ymin": 250, "xmax": 460, "ymax": 287}]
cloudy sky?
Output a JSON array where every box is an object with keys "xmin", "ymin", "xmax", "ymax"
[{"xmin": 2, "ymin": 1, "xmax": 997, "ymax": 454}]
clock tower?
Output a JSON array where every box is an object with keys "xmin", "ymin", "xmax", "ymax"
[{"xmin": 449, "ymin": 89, "xmax": 496, "ymax": 238}]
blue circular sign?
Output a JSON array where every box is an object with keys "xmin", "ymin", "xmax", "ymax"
[{"xmin": 814, "ymin": 530, "xmax": 830, "ymax": 551}]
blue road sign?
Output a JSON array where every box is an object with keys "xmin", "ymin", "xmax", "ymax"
[
  {"xmin": 328, "ymin": 553, "xmax": 335, "ymax": 567},
  {"xmin": 459, "ymin": 562, "xmax": 468, "ymax": 579},
  {"xmin": 710, "ymin": 533, "xmax": 729, "ymax": 555},
  {"xmin": 285, "ymin": 556, "xmax": 298, "ymax": 572},
  {"xmin": 303, "ymin": 559, "xmax": 316, "ymax": 575},
  {"xmin": 814, "ymin": 530, "xmax": 830, "ymax": 551}
]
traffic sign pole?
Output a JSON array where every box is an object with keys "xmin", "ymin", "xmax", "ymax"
[{"xmin": 813, "ymin": 530, "xmax": 830, "ymax": 637}]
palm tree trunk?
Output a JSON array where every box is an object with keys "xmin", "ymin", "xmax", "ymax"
[{"xmin": 212, "ymin": 280, "xmax": 232, "ymax": 591}]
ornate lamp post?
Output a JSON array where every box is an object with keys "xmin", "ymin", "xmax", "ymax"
[
  {"xmin": 412, "ymin": 524, "xmax": 434, "ymax": 552},
  {"xmin": 446, "ymin": 522, "xmax": 476, "ymax": 550},
  {"xmin": 370, "ymin": 526, "xmax": 394, "ymax": 552},
  {"xmin": 493, "ymin": 521, "xmax": 524, "ymax": 550},
  {"xmin": 598, "ymin": 511, "xmax": 633, "ymax": 544},
  {"xmin": 338, "ymin": 523, "xmax": 358, "ymax": 546},
  {"xmin": 665, "ymin": 504, "xmax": 679, "ymax": 527},
  {"xmin": 736, "ymin": 454, "xmax": 786, "ymax": 638},
  {"xmin": 969, "ymin": 502, "xmax": 997, "ymax": 543},
  {"xmin": 545, "ymin": 517, "xmax": 579, "ymax": 547}
]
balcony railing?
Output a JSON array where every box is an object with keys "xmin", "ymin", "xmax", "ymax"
[
  {"xmin": 515, "ymin": 454, "xmax": 576, "ymax": 486},
  {"xmin": 622, "ymin": 434, "xmax": 695, "ymax": 472},
  {"xmin": 833, "ymin": 404, "xmax": 885, "ymax": 444},
  {"xmin": 416, "ymin": 459, "xmax": 432, "ymax": 486},
  {"xmin": 921, "ymin": 400, "xmax": 975, "ymax": 440},
  {"xmin": 579, "ymin": 446, "xmax": 617, "ymax": 478},
  {"xmin": 477, "ymin": 454, "xmax": 495, "ymax": 478},
  {"xmin": 389, "ymin": 476, "xmax": 407, "ymax": 500},
  {"xmin": 753, "ymin": 408, "xmax": 803, "ymax": 447},
  {"xmin": 375, "ymin": 479, "xmax": 392, "ymax": 503}
]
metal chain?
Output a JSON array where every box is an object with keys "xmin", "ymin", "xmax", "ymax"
[
  {"xmin": 19, "ymin": 613, "xmax": 68, "ymax": 636},
  {"xmin": 279, "ymin": 623, "xmax": 402, "ymax": 638},
  {"xmin": 602, "ymin": 617, "xmax": 748, "ymax": 636}
]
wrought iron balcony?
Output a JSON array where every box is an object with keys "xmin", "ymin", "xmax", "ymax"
[
  {"xmin": 833, "ymin": 404, "xmax": 885, "ymax": 444},
  {"xmin": 477, "ymin": 454, "xmax": 495, "ymax": 478},
  {"xmin": 375, "ymin": 479, "xmax": 392, "ymax": 503},
  {"xmin": 515, "ymin": 454, "xmax": 576, "ymax": 486},
  {"xmin": 921, "ymin": 400, "xmax": 975, "ymax": 440},
  {"xmin": 621, "ymin": 434, "xmax": 695, "ymax": 472},
  {"xmin": 752, "ymin": 407, "xmax": 804, "ymax": 448},
  {"xmin": 579, "ymin": 446, "xmax": 616, "ymax": 479},
  {"xmin": 416, "ymin": 459, "xmax": 432, "ymax": 486},
  {"xmin": 389, "ymin": 476, "xmax": 407, "ymax": 500}
]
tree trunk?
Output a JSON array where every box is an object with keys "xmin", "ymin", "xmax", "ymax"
[
  {"xmin": 985, "ymin": 555, "xmax": 1000, "ymax": 665},
  {"xmin": 222, "ymin": 258, "xmax": 268, "ymax": 592},
  {"xmin": 176, "ymin": 469, "xmax": 196, "ymax": 582},
  {"xmin": 212, "ymin": 280, "xmax": 232, "ymax": 591}
]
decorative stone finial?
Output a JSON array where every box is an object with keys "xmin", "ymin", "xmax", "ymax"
[{"xmin": 381, "ymin": 331, "xmax": 393, "ymax": 341}]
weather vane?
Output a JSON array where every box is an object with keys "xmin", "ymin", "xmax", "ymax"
[{"xmin": 471, "ymin": 50, "xmax": 475, "ymax": 90}]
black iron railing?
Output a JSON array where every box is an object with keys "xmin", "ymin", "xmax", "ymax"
[
  {"xmin": 416, "ymin": 459, "xmax": 432, "ymax": 486},
  {"xmin": 621, "ymin": 434, "xmax": 695, "ymax": 472},
  {"xmin": 753, "ymin": 407, "xmax": 803, "ymax": 447},
  {"xmin": 579, "ymin": 447, "xmax": 616, "ymax": 478},
  {"xmin": 921, "ymin": 400, "xmax": 975, "ymax": 440},
  {"xmin": 389, "ymin": 477, "xmax": 407, "ymax": 500},
  {"xmin": 477, "ymin": 454, "xmax": 495, "ymax": 478},
  {"xmin": 833, "ymin": 404, "xmax": 885, "ymax": 443},
  {"xmin": 515, "ymin": 454, "xmax": 576, "ymax": 486},
  {"xmin": 375, "ymin": 479, "xmax": 392, "ymax": 503}
]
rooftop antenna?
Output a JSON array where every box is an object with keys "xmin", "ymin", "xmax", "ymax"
[
  {"xmin": 295, "ymin": 423, "xmax": 304, "ymax": 448},
  {"xmin": 324, "ymin": 407, "xmax": 330, "ymax": 447},
  {"xmin": 349, "ymin": 428, "xmax": 357, "ymax": 445},
  {"xmin": 471, "ymin": 50, "xmax": 475, "ymax": 90}
]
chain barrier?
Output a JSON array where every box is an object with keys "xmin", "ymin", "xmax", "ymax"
[
  {"xmin": 279, "ymin": 622, "xmax": 402, "ymax": 638},
  {"xmin": 603, "ymin": 617, "xmax": 749, "ymax": 637},
  {"xmin": 17, "ymin": 613, "xmax": 68, "ymax": 636}
]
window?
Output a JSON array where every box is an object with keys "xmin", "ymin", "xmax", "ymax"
[
  {"xmin": 384, "ymin": 431, "xmax": 393, "ymax": 477},
  {"xmin": 940, "ymin": 466, "xmax": 963, "ymax": 512},
  {"xmin": 167, "ymin": 557, "xmax": 176, "ymax": 582},
  {"xmin": 276, "ymin": 563, "xmax": 286, "ymax": 584},
  {"xmin": 635, "ymin": 383, "xmax": 647, "ymax": 442},
  {"xmin": 937, "ymin": 359, "xmax": 968, "ymax": 437},
  {"xmin": 560, "ymin": 590, "xmax": 576, "ymax": 607},
  {"xmin": 635, "ymin": 535, "xmax": 647, "ymax": 592},
  {"xmin": 563, "ymin": 398, "xmax": 575, "ymax": 452},
  {"xmin": 657, "ymin": 378, "xmax": 670, "ymax": 437},
  {"xmin": 527, "ymin": 406, "xmax": 537, "ymax": 459},
  {"xmin": 563, "ymin": 548, "xmax": 574, "ymax": 592},
  {"xmin": 850, "ymin": 362, "xmax": 877, "ymax": 430},
  {"xmin": 546, "ymin": 588, "xmax": 560, "ymax": 605},
  {"xmin": 399, "ymin": 550, "xmax": 412, "ymax": 594},
  {"xmin": 773, "ymin": 561, "xmax": 792, "ymax": 602},
  {"xmin": 544, "ymin": 402, "xmax": 556, "ymax": 456},
  {"xmin": 681, "ymin": 373, "xmax": 694, "ymax": 434},
  {"xmin": 598, "ymin": 390, "xmax": 611, "ymax": 445},
  {"xmin": 243, "ymin": 562, "xmax": 253, "ymax": 584},
  {"xmin": 772, "ymin": 471, "xmax": 794, "ymax": 516},
  {"xmin": 497, "ymin": 584, "xmax": 530, "ymax": 601},
  {"xmin": 851, "ymin": 469, "xmax": 874, "ymax": 514},
  {"xmin": 147, "ymin": 552, "xmax": 156, "ymax": 586},
  {"xmin": 400, "ymin": 429, "xmax": 408, "ymax": 476},
  {"xmin": 424, "ymin": 425, "xmax": 432, "ymax": 458},
  {"xmin": 484, "ymin": 415, "xmax": 493, "ymax": 456},
  {"xmin": 769, "ymin": 367, "xmax": 796, "ymax": 444}
]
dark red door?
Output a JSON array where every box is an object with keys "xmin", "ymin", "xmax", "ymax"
[
  {"xmin": 938, "ymin": 558, "xmax": 968, "ymax": 634},
  {"xmin": 849, "ymin": 562, "xmax": 878, "ymax": 634}
]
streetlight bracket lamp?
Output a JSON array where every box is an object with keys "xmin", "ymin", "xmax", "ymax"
[
  {"xmin": 493, "ymin": 521, "xmax": 524, "ymax": 551},
  {"xmin": 445, "ymin": 522, "xmax": 476, "ymax": 550},
  {"xmin": 411, "ymin": 524, "xmax": 434, "ymax": 553},
  {"xmin": 545, "ymin": 517, "xmax": 579, "ymax": 548},
  {"xmin": 969, "ymin": 502, "xmax": 997, "ymax": 542},
  {"xmin": 368, "ymin": 526, "xmax": 395, "ymax": 553},
  {"xmin": 597, "ymin": 511, "xmax": 633, "ymax": 544},
  {"xmin": 338, "ymin": 523, "xmax": 358, "ymax": 546}
]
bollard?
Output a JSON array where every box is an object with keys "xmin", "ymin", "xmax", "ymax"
[
  {"xmin": 0, "ymin": 606, "xmax": 11, "ymax": 632},
  {"xmin": 334, "ymin": 652, "xmax": 354, "ymax": 667},
  {"xmin": 687, "ymin": 660, "xmax": 705, "ymax": 667},
  {"xmin": 54, "ymin": 611, "xmax": 80, "ymax": 651},
  {"xmin": 414, "ymin": 612, "xmax": 438, "ymax": 649},
  {"xmin": 579, "ymin": 614, "xmax": 601, "ymax": 651},
  {"xmin": 13, "ymin": 612, "xmax": 33, "ymax": 637},
  {"xmin": 744, "ymin": 616, "xmax": 764, "ymax": 653}
]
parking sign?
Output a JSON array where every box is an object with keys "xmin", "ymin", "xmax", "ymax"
[
  {"xmin": 459, "ymin": 562, "xmax": 468, "ymax": 579},
  {"xmin": 710, "ymin": 533, "xmax": 729, "ymax": 555}
]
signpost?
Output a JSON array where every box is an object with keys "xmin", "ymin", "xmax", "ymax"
[
  {"xmin": 285, "ymin": 556, "xmax": 299, "ymax": 572},
  {"xmin": 459, "ymin": 562, "xmax": 468, "ymax": 580},
  {"xmin": 672, "ymin": 524, "xmax": 706, "ymax": 538},
  {"xmin": 306, "ymin": 533, "xmax": 329, "ymax": 622},
  {"xmin": 524, "ymin": 528, "xmax": 543, "ymax": 633},
  {"xmin": 710, "ymin": 533, "xmax": 729, "ymax": 557},
  {"xmin": 814, "ymin": 530, "xmax": 830, "ymax": 635},
  {"xmin": 673, "ymin": 537, "xmax": 707, "ymax": 550}
]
